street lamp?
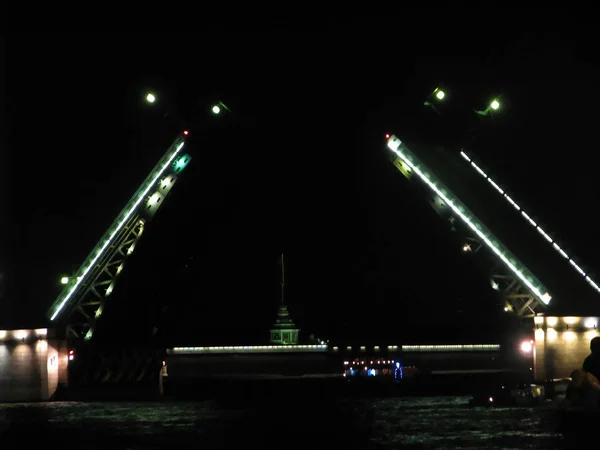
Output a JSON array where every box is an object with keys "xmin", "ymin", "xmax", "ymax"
[
  {"xmin": 60, "ymin": 276, "xmax": 69, "ymax": 285},
  {"xmin": 146, "ymin": 93, "xmax": 156, "ymax": 103},
  {"xmin": 211, "ymin": 101, "xmax": 231, "ymax": 115},
  {"xmin": 424, "ymin": 87, "xmax": 446, "ymax": 111},
  {"xmin": 475, "ymin": 98, "xmax": 501, "ymax": 117}
]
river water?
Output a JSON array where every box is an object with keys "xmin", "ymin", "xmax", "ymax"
[{"xmin": 0, "ymin": 395, "xmax": 572, "ymax": 449}]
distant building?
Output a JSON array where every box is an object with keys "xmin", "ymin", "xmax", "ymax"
[
  {"xmin": 269, "ymin": 253, "xmax": 300, "ymax": 345},
  {"xmin": 269, "ymin": 303, "xmax": 300, "ymax": 345}
]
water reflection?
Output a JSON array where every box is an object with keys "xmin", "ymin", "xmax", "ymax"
[{"xmin": 0, "ymin": 397, "xmax": 562, "ymax": 449}]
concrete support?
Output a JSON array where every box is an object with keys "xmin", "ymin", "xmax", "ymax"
[
  {"xmin": 0, "ymin": 328, "xmax": 67, "ymax": 402},
  {"xmin": 533, "ymin": 316, "xmax": 599, "ymax": 380}
]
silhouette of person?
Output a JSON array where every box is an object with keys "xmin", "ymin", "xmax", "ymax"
[{"xmin": 583, "ymin": 336, "xmax": 600, "ymax": 381}]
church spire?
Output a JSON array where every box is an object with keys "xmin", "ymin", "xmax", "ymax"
[
  {"xmin": 270, "ymin": 253, "xmax": 300, "ymax": 345},
  {"xmin": 280, "ymin": 253, "xmax": 285, "ymax": 305}
]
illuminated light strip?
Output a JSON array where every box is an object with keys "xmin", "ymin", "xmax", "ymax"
[
  {"xmin": 49, "ymin": 139, "xmax": 186, "ymax": 321},
  {"xmin": 587, "ymin": 277, "xmax": 600, "ymax": 291},
  {"xmin": 505, "ymin": 195, "xmax": 520, "ymax": 210},
  {"xmin": 537, "ymin": 227, "xmax": 552, "ymax": 243},
  {"xmin": 553, "ymin": 243, "xmax": 569, "ymax": 259},
  {"xmin": 168, "ymin": 345, "xmax": 328, "ymax": 354},
  {"xmin": 471, "ymin": 162, "xmax": 487, "ymax": 178},
  {"xmin": 488, "ymin": 179, "xmax": 504, "ymax": 195},
  {"xmin": 387, "ymin": 136, "xmax": 551, "ymax": 304},
  {"xmin": 401, "ymin": 344, "xmax": 500, "ymax": 352},
  {"xmin": 570, "ymin": 259, "xmax": 586, "ymax": 276},
  {"xmin": 461, "ymin": 150, "xmax": 600, "ymax": 295},
  {"xmin": 521, "ymin": 211, "xmax": 536, "ymax": 227}
]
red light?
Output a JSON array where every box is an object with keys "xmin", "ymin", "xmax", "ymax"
[
  {"xmin": 183, "ymin": 130, "xmax": 189, "ymax": 136},
  {"xmin": 385, "ymin": 134, "xmax": 390, "ymax": 139},
  {"xmin": 69, "ymin": 350, "xmax": 74, "ymax": 355}
]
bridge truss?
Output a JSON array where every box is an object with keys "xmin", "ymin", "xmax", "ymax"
[{"xmin": 47, "ymin": 132, "xmax": 192, "ymax": 341}]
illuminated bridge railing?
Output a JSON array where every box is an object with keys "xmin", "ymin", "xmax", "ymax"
[
  {"xmin": 401, "ymin": 344, "xmax": 500, "ymax": 352},
  {"xmin": 168, "ymin": 344, "xmax": 501, "ymax": 355},
  {"xmin": 460, "ymin": 150, "xmax": 600, "ymax": 296},
  {"xmin": 168, "ymin": 345, "xmax": 329, "ymax": 354},
  {"xmin": 387, "ymin": 135, "xmax": 551, "ymax": 307}
]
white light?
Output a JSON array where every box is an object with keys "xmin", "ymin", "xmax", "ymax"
[
  {"xmin": 146, "ymin": 93, "xmax": 156, "ymax": 103},
  {"xmin": 520, "ymin": 341, "xmax": 533, "ymax": 353}
]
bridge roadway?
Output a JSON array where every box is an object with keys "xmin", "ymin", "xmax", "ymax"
[
  {"xmin": 0, "ymin": 331, "xmax": 520, "ymax": 402},
  {"xmin": 399, "ymin": 136, "xmax": 597, "ymax": 314},
  {"xmin": 164, "ymin": 343, "xmax": 523, "ymax": 381}
]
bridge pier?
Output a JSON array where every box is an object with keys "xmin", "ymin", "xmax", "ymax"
[
  {"xmin": 64, "ymin": 344, "xmax": 165, "ymax": 400},
  {"xmin": 0, "ymin": 328, "xmax": 68, "ymax": 402},
  {"xmin": 533, "ymin": 316, "xmax": 599, "ymax": 380}
]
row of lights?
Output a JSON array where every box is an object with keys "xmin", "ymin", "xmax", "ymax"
[
  {"xmin": 534, "ymin": 316, "xmax": 598, "ymax": 329},
  {"xmin": 461, "ymin": 150, "xmax": 600, "ymax": 295},
  {"xmin": 534, "ymin": 328, "xmax": 599, "ymax": 343},
  {"xmin": 520, "ymin": 318, "xmax": 600, "ymax": 353},
  {"xmin": 345, "ymin": 359, "xmax": 397, "ymax": 365},
  {"xmin": 169, "ymin": 345, "xmax": 328, "ymax": 354},
  {"xmin": 0, "ymin": 329, "xmax": 47, "ymax": 341},
  {"xmin": 145, "ymin": 92, "xmax": 229, "ymax": 116},
  {"xmin": 424, "ymin": 87, "xmax": 501, "ymax": 116}
]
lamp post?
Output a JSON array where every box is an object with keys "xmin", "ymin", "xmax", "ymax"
[
  {"xmin": 424, "ymin": 87, "xmax": 446, "ymax": 113},
  {"xmin": 475, "ymin": 98, "xmax": 501, "ymax": 117},
  {"xmin": 211, "ymin": 101, "xmax": 231, "ymax": 116}
]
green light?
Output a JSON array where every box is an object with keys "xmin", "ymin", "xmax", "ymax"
[
  {"xmin": 173, "ymin": 154, "xmax": 191, "ymax": 173},
  {"xmin": 435, "ymin": 90, "xmax": 445, "ymax": 100},
  {"xmin": 146, "ymin": 93, "xmax": 156, "ymax": 103},
  {"xmin": 60, "ymin": 277, "xmax": 69, "ymax": 285},
  {"xmin": 490, "ymin": 99, "xmax": 500, "ymax": 110}
]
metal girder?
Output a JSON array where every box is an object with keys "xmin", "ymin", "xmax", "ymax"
[
  {"xmin": 462, "ymin": 235, "xmax": 542, "ymax": 318},
  {"xmin": 490, "ymin": 272, "xmax": 541, "ymax": 318},
  {"xmin": 66, "ymin": 215, "xmax": 145, "ymax": 340}
]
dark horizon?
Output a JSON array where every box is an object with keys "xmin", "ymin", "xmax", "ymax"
[{"xmin": 2, "ymin": 30, "xmax": 599, "ymax": 345}]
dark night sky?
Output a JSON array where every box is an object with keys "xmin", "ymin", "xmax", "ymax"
[{"xmin": 2, "ymin": 27, "xmax": 600, "ymax": 345}]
